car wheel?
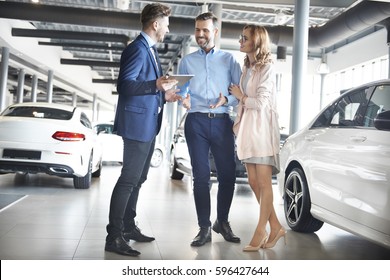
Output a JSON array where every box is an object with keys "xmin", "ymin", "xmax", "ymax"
[
  {"xmin": 92, "ymin": 159, "xmax": 102, "ymax": 178},
  {"xmin": 170, "ymin": 148, "xmax": 184, "ymax": 180},
  {"xmin": 150, "ymin": 148, "xmax": 163, "ymax": 167},
  {"xmin": 284, "ymin": 167, "xmax": 323, "ymax": 233},
  {"xmin": 73, "ymin": 154, "xmax": 92, "ymax": 189}
]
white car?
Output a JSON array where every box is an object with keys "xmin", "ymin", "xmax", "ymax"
[
  {"xmin": 94, "ymin": 122, "xmax": 123, "ymax": 163},
  {"xmin": 93, "ymin": 122, "xmax": 165, "ymax": 168},
  {"xmin": 0, "ymin": 102, "xmax": 103, "ymax": 189},
  {"xmin": 169, "ymin": 112, "xmax": 247, "ymax": 180},
  {"xmin": 278, "ymin": 79, "xmax": 390, "ymax": 249}
]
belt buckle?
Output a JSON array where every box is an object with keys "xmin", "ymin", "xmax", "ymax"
[{"xmin": 207, "ymin": 113, "xmax": 216, "ymax": 118}]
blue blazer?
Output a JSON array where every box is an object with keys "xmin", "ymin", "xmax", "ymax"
[{"xmin": 114, "ymin": 34, "xmax": 164, "ymax": 142}]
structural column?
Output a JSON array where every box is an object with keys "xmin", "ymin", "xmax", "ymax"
[
  {"xmin": 16, "ymin": 68, "xmax": 25, "ymax": 103},
  {"xmin": 46, "ymin": 69, "xmax": 53, "ymax": 103},
  {"xmin": 72, "ymin": 92, "xmax": 77, "ymax": 107},
  {"xmin": 213, "ymin": 3, "xmax": 222, "ymax": 49},
  {"xmin": 0, "ymin": 47, "xmax": 10, "ymax": 111},
  {"xmin": 289, "ymin": 0, "xmax": 310, "ymax": 134},
  {"xmin": 92, "ymin": 93, "xmax": 98, "ymax": 121},
  {"xmin": 31, "ymin": 75, "xmax": 38, "ymax": 102}
]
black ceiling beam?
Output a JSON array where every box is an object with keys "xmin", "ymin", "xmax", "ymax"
[
  {"xmin": 0, "ymin": 2, "xmax": 143, "ymax": 31},
  {"xmin": 12, "ymin": 28, "xmax": 129, "ymax": 46},
  {"xmin": 38, "ymin": 41, "xmax": 125, "ymax": 51},
  {"xmin": 60, "ymin": 58, "xmax": 120, "ymax": 68},
  {"xmin": 92, "ymin": 79, "xmax": 118, "ymax": 84},
  {"xmin": 1, "ymin": 1, "xmax": 390, "ymax": 49}
]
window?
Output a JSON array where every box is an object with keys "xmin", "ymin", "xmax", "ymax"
[
  {"xmin": 329, "ymin": 88, "xmax": 371, "ymax": 127},
  {"xmin": 80, "ymin": 112, "xmax": 92, "ymax": 128},
  {"xmin": 363, "ymin": 85, "xmax": 390, "ymax": 127},
  {"xmin": 1, "ymin": 106, "xmax": 73, "ymax": 120}
]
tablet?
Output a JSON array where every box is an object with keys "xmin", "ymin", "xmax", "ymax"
[{"xmin": 167, "ymin": 74, "xmax": 194, "ymax": 86}]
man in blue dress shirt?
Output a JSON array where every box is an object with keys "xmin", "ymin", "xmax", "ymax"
[{"xmin": 178, "ymin": 12, "xmax": 242, "ymax": 246}]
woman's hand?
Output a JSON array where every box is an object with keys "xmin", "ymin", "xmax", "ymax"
[{"xmin": 229, "ymin": 84, "xmax": 244, "ymax": 101}]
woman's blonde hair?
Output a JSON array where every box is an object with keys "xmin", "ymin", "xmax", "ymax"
[{"xmin": 243, "ymin": 25, "xmax": 272, "ymax": 68}]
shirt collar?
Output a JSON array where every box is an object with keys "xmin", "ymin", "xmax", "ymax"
[
  {"xmin": 141, "ymin": 31, "xmax": 156, "ymax": 48},
  {"xmin": 198, "ymin": 47, "xmax": 217, "ymax": 55}
]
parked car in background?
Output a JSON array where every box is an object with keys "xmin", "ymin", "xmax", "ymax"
[
  {"xmin": 0, "ymin": 102, "xmax": 103, "ymax": 189},
  {"xmin": 170, "ymin": 113, "xmax": 246, "ymax": 180},
  {"xmin": 94, "ymin": 122, "xmax": 123, "ymax": 164},
  {"xmin": 278, "ymin": 79, "xmax": 390, "ymax": 249},
  {"xmin": 93, "ymin": 122, "xmax": 165, "ymax": 167}
]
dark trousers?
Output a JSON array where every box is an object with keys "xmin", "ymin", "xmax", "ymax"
[
  {"xmin": 106, "ymin": 137, "xmax": 155, "ymax": 241},
  {"xmin": 184, "ymin": 113, "xmax": 236, "ymax": 228}
]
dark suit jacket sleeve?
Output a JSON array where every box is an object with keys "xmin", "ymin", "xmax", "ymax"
[
  {"xmin": 116, "ymin": 40, "xmax": 158, "ymax": 96},
  {"xmin": 113, "ymin": 36, "xmax": 163, "ymax": 142}
]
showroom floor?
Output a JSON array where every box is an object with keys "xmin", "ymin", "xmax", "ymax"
[{"xmin": 0, "ymin": 162, "xmax": 389, "ymax": 260}]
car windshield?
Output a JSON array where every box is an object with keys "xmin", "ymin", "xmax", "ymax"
[
  {"xmin": 94, "ymin": 124, "xmax": 114, "ymax": 134},
  {"xmin": 1, "ymin": 106, "xmax": 73, "ymax": 120}
]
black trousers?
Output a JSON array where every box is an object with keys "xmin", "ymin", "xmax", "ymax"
[{"xmin": 106, "ymin": 137, "xmax": 155, "ymax": 241}]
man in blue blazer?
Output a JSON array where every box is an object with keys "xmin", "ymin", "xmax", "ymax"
[{"xmin": 105, "ymin": 3, "xmax": 180, "ymax": 257}]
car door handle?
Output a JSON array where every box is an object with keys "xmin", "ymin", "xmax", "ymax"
[
  {"xmin": 305, "ymin": 135, "xmax": 315, "ymax": 142},
  {"xmin": 350, "ymin": 135, "xmax": 367, "ymax": 142}
]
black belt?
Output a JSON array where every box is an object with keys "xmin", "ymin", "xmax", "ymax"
[{"xmin": 192, "ymin": 112, "xmax": 227, "ymax": 118}]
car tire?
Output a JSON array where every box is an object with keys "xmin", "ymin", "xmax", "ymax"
[
  {"xmin": 284, "ymin": 167, "xmax": 323, "ymax": 233},
  {"xmin": 170, "ymin": 149, "xmax": 184, "ymax": 180},
  {"xmin": 150, "ymin": 148, "xmax": 163, "ymax": 168},
  {"xmin": 92, "ymin": 159, "xmax": 102, "ymax": 178},
  {"xmin": 73, "ymin": 154, "xmax": 92, "ymax": 189}
]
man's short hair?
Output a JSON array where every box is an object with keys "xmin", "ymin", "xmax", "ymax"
[
  {"xmin": 140, "ymin": 3, "xmax": 171, "ymax": 27},
  {"xmin": 195, "ymin": 12, "xmax": 218, "ymax": 28}
]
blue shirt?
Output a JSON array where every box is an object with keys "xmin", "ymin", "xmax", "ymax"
[
  {"xmin": 140, "ymin": 31, "xmax": 156, "ymax": 48},
  {"xmin": 178, "ymin": 48, "xmax": 242, "ymax": 114}
]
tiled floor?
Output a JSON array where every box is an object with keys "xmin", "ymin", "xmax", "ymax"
[{"xmin": 0, "ymin": 162, "xmax": 389, "ymax": 260}]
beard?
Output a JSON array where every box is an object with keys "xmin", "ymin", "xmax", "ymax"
[{"xmin": 196, "ymin": 36, "xmax": 212, "ymax": 49}]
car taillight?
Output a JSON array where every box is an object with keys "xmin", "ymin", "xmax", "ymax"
[{"xmin": 52, "ymin": 131, "xmax": 85, "ymax": 141}]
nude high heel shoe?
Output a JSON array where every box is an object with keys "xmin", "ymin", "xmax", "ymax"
[
  {"xmin": 243, "ymin": 232, "xmax": 268, "ymax": 252},
  {"xmin": 264, "ymin": 227, "xmax": 286, "ymax": 249}
]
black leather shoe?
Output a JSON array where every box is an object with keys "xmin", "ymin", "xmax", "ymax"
[
  {"xmin": 123, "ymin": 226, "xmax": 155, "ymax": 242},
  {"xmin": 105, "ymin": 236, "xmax": 141, "ymax": 256},
  {"xmin": 212, "ymin": 220, "xmax": 241, "ymax": 243},
  {"xmin": 191, "ymin": 227, "xmax": 211, "ymax": 247}
]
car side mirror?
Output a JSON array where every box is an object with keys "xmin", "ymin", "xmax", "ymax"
[{"xmin": 374, "ymin": 110, "xmax": 390, "ymax": 131}]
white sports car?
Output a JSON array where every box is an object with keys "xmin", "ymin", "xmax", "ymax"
[
  {"xmin": 93, "ymin": 121, "xmax": 165, "ymax": 167},
  {"xmin": 0, "ymin": 102, "xmax": 103, "ymax": 189},
  {"xmin": 278, "ymin": 79, "xmax": 390, "ymax": 249}
]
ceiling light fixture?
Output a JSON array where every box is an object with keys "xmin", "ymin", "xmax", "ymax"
[
  {"xmin": 274, "ymin": 11, "xmax": 287, "ymax": 25},
  {"xmin": 117, "ymin": 0, "xmax": 130, "ymax": 11},
  {"xmin": 317, "ymin": 49, "xmax": 330, "ymax": 74}
]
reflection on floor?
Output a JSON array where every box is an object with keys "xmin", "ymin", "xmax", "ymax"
[{"xmin": 0, "ymin": 163, "xmax": 389, "ymax": 260}]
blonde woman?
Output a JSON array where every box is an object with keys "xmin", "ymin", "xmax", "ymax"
[{"xmin": 229, "ymin": 25, "xmax": 286, "ymax": 251}]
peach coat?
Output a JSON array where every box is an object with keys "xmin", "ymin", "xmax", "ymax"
[{"xmin": 233, "ymin": 63, "xmax": 280, "ymax": 160}]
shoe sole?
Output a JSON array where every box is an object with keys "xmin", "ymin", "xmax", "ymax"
[
  {"xmin": 190, "ymin": 237, "xmax": 211, "ymax": 247},
  {"xmin": 105, "ymin": 246, "xmax": 141, "ymax": 256}
]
